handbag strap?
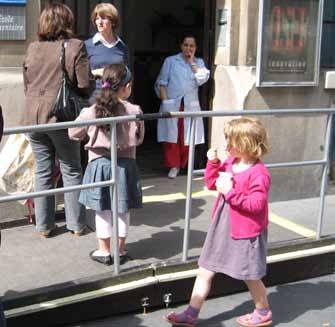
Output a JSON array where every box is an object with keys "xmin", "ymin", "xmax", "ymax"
[
  {"xmin": 60, "ymin": 40, "xmax": 69, "ymax": 81},
  {"xmin": 60, "ymin": 40, "xmax": 84, "ymax": 94}
]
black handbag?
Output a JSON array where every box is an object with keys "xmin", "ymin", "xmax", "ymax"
[{"xmin": 51, "ymin": 40, "xmax": 90, "ymax": 122}]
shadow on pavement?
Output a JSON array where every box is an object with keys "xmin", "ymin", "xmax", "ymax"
[
  {"xmin": 202, "ymin": 279, "xmax": 335, "ymax": 326},
  {"xmin": 132, "ymin": 198, "xmax": 207, "ymax": 228},
  {"xmin": 127, "ymin": 226, "xmax": 207, "ymax": 260}
]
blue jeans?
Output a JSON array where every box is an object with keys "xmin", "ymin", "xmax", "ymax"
[
  {"xmin": 29, "ymin": 130, "xmax": 85, "ymax": 232},
  {"xmin": 0, "ymin": 302, "xmax": 6, "ymax": 327}
]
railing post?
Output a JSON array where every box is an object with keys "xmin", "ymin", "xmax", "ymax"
[
  {"xmin": 182, "ymin": 117, "xmax": 196, "ymax": 262},
  {"xmin": 110, "ymin": 122, "xmax": 120, "ymax": 274},
  {"xmin": 316, "ymin": 113, "xmax": 333, "ymax": 239}
]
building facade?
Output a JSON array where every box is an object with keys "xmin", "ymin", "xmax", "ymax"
[{"xmin": 0, "ymin": 0, "xmax": 333, "ymax": 222}]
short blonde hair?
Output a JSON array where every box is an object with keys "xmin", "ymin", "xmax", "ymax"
[
  {"xmin": 224, "ymin": 117, "xmax": 269, "ymax": 159},
  {"xmin": 91, "ymin": 3, "xmax": 120, "ymax": 29}
]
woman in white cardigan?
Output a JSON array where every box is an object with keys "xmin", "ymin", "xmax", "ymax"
[{"xmin": 155, "ymin": 35, "xmax": 210, "ymax": 178}]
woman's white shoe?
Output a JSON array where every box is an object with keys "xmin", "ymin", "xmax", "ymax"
[{"xmin": 168, "ymin": 167, "xmax": 180, "ymax": 179}]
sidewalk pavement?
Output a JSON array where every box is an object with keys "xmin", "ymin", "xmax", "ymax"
[
  {"xmin": 65, "ymin": 274, "xmax": 335, "ymax": 327},
  {"xmin": 0, "ymin": 174, "xmax": 334, "ymax": 297}
]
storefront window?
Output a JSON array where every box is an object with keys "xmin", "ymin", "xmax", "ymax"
[{"xmin": 256, "ymin": 0, "xmax": 324, "ymax": 87}]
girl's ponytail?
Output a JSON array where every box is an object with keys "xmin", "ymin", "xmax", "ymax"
[{"xmin": 95, "ymin": 64, "xmax": 132, "ymax": 126}]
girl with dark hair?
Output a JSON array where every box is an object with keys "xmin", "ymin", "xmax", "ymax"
[
  {"xmin": 23, "ymin": 3, "xmax": 95, "ymax": 238},
  {"xmin": 69, "ymin": 64, "xmax": 144, "ymax": 265}
]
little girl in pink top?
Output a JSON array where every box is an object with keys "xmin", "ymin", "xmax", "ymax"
[
  {"xmin": 165, "ymin": 117, "xmax": 272, "ymax": 327},
  {"xmin": 69, "ymin": 64, "xmax": 144, "ymax": 266}
]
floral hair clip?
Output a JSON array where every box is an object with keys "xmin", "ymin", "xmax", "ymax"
[{"xmin": 102, "ymin": 81, "xmax": 111, "ymax": 89}]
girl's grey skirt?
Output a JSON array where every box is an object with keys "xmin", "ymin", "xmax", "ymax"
[
  {"xmin": 79, "ymin": 157, "xmax": 142, "ymax": 213},
  {"xmin": 198, "ymin": 196, "xmax": 267, "ymax": 280}
]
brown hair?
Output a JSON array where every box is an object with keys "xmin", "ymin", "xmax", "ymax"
[
  {"xmin": 95, "ymin": 64, "xmax": 130, "ymax": 126},
  {"xmin": 224, "ymin": 117, "xmax": 269, "ymax": 159},
  {"xmin": 37, "ymin": 3, "xmax": 75, "ymax": 41},
  {"xmin": 180, "ymin": 34, "xmax": 197, "ymax": 46},
  {"xmin": 91, "ymin": 3, "xmax": 120, "ymax": 30}
]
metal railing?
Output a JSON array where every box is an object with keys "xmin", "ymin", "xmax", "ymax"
[{"xmin": 1, "ymin": 108, "xmax": 334, "ymax": 274}]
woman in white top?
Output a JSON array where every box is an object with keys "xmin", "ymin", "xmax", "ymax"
[
  {"xmin": 85, "ymin": 3, "xmax": 130, "ymax": 101},
  {"xmin": 155, "ymin": 35, "xmax": 210, "ymax": 178}
]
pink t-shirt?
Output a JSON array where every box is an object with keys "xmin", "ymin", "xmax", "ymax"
[
  {"xmin": 205, "ymin": 157, "xmax": 271, "ymax": 239},
  {"xmin": 68, "ymin": 100, "xmax": 144, "ymax": 162}
]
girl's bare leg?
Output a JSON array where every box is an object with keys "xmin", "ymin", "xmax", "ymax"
[
  {"xmin": 165, "ymin": 267, "xmax": 215, "ymax": 325},
  {"xmin": 98, "ymin": 238, "xmax": 111, "ymax": 254},
  {"xmin": 118, "ymin": 212, "xmax": 130, "ymax": 256},
  {"xmin": 118, "ymin": 237, "xmax": 126, "ymax": 255},
  {"xmin": 189, "ymin": 267, "xmax": 216, "ymax": 309},
  {"xmin": 236, "ymin": 280, "xmax": 272, "ymax": 326},
  {"xmin": 245, "ymin": 280, "xmax": 269, "ymax": 309}
]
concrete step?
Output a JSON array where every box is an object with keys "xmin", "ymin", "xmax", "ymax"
[{"xmin": 4, "ymin": 235, "xmax": 335, "ymax": 327}]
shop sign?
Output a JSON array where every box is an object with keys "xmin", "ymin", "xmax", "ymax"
[
  {"xmin": 256, "ymin": 0, "xmax": 324, "ymax": 87},
  {"xmin": 0, "ymin": 2, "xmax": 26, "ymax": 40},
  {"xmin": 0, "ymin": 1, "xmax": 26, "ymax": 4}
]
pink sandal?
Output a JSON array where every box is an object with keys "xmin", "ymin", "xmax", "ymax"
[
  {"xmin": 164, "ymin": 311, "xmax": 197, "ymax": 327},
  {"xmin": 237, "ymin": 309, "xmax": 272, "ymax": 327}
]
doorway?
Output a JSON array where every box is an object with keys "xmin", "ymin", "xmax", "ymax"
[{"xmin": 122, "ymin": 0, "xmax": 215, "ymax": 177}]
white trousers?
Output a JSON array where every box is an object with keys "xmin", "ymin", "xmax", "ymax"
[{"xmin": 95, "ymin": 210, "xmax": 130, "ymax": 239}]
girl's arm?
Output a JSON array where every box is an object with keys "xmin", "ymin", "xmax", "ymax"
[
  {"xmin": 130, "ymin": 110, "xmax": 145, "ymax": 146},
  {"xmin": 224, "ymin": 173, "xmax": 270, "ymax": 214},
  {"xmin": 204, "ymin": 160, "xmax": 222, "ymax": 190},
  {"xmin": 117, "ymin": 106, "xmax": 145, "ymax": 148},
  {"xmin": 68, "ymin": 107, "xmax": 90, "ymax": 141},
  {"xmin": 136, "ymin": 120, "xmax": 145, "ymax": 146}
]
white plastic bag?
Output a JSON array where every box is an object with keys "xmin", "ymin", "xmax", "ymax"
[{"xmin": 0, "ymin": 134, "xmax": 34, "ymax": 202}]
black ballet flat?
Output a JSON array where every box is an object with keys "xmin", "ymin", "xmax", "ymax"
[
  {"xmin": 110, "ymin": 252, "xmax": 133, "ymax": 265},
  {"xmin": 89, "ymin": 250, "xmax": 112, "ymax": 266},
  {"xmin": 119, "ymin": 252, "xmax": 133, "ymax": 265}
]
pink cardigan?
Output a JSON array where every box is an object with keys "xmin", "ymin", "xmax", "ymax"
[{"xmin": 205, "ymin": 157, "xmax": 270, "ymax": 239}]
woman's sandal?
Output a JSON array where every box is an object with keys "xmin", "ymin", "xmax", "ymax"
[
  {"xmin": 237, "ymin": 309, "xmax": 272, "ymax": 327},
  {"xmin": 164, "ymin": 312, "xmax": 197, "ymax": 327}
]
